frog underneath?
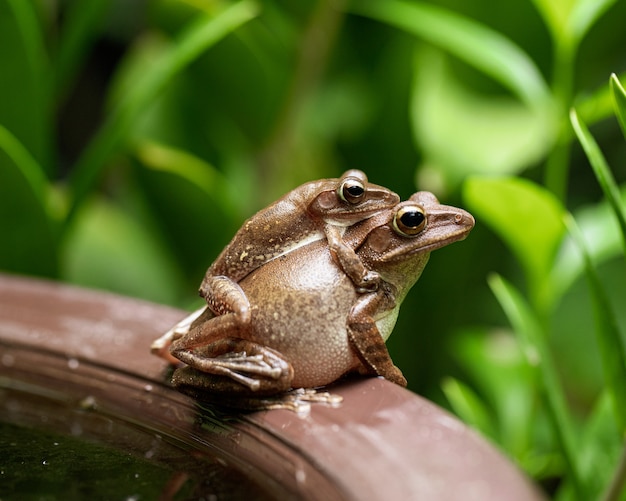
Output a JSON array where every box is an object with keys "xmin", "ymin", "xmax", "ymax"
[{"xmin": 168, "ymin": 192, "xmax": 474, "ymax": 410}]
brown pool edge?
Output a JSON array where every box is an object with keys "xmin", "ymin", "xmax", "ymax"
[{"xmin": 0, "ymin": 273, "xmax": 545, "ymax": 500}]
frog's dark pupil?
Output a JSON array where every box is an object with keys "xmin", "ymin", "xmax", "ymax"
[
  {"xmin": 401, "ymin": 210, "xmax": 424, "ymax": 228},
  {"xmin": 346, "ymin": 185, "xmax": 364, "ymax": 197}
]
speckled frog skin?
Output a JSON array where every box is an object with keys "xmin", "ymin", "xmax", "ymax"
[
  {"xmin": 205, "ymin": 169, "xmax": 399, "ymax": 285},
  {"xmin": 168, "ymin": 192, "xmax": 474, "ymax": 402},
  {"xmin": 151, "ymin": 169, "xmax": 399, "ymax": 361}
]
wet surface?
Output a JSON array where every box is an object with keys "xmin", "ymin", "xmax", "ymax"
[
  {"xmin": 0, "ymin": 343, "xmax": 289, "ymax": 500},
  {"xmin": 0, "ymin": 273, "xmax": 545, "ymax": 500},
  {"xmin": 0, "ymin": 420, "xmax": 252, "ymax": 501}
]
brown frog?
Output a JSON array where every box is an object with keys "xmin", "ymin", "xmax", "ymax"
[
  {"xmin": 167, "ymin": 192, "xmax": 474, "ymax": 410},
  {"xmin": 151, "ymin": 170, "xmax": 399, "ymax": 360}
]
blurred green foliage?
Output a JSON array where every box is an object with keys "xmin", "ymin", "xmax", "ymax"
[{"xmin": 1, "ymin": 0, "xmax": 626, "ymax": 498}]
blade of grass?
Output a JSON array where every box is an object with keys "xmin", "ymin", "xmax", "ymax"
[
  {"xmin": 54, "ymin": 0, "xmax": 110, "ymax": 100},
  {"xmin": 0, "ymin": 124, "xmax": 49, "ymax": 211},
  {"xmin": 7, "ymin": 0, "xmax": 48, "ymax": 76},
  {"xmin": 570, "ymin": 108, "xmax": 626, "ymax": 258},
  {"xmin": 441, "ymin": 377, "xmax": 497, "ymax": 440},
  {"xmin": 488, "ymin": 274, "xmax": 585, "ymax": 499},
  {"xmin": 349, "ymin": 0, "xmax": 551, "ymax": 109},
  {"xmin": 135, "ymin": 141, "xmax": 237, "ymax": 216},
  {"xmin": 600, "ymin": 442, "xmax": 626, "ymax": 501},
  {"xmin": 563, "ymin": 214, "xmax": 626, "ymax": 435},
  {"xmin": 575, "ymin": 72, "xmax": 626, "ymax": 127},
  {"xmin": 4, "ymin": 0, "xmax": 53, "ymax": 170},
  {"xmin": 610, "ymin": 73, "xmax": 626, "ymax": 139},
  {"xmin": 65, "ymin": 0, "xmax": 259, "ymax": 227},
  {"xmin": 530, "ymin": 0, "xmax": 616, "ymax": 48},
  {"xmin": 569, "ymin": 0, "xmax": 617, "ymax": 45},
  {"xmin": 450, "ymin": 328, "xmax": 536, "ymax": 459}
]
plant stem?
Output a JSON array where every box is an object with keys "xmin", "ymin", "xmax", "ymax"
[
  {"xmin": 489, "ymin": 274, "xmax": 586, "ymax": 499},
  {"xmin": 601, "ymin": 440, "xmax": 626, "ymax": 501},
  {"xmin": 63, "ymin": 0, "xmax": 258, "ymax": 229},
  {"xmin": 544, "ymin": 141, "xmax": 570, "ymax": 204},
  {"xmin": 544, "ymin": 38, "xmax": 575, "ymax": 202},
  {"xmin": 256, "ymin": 0, "xmax": 346, "ymax": 199}
]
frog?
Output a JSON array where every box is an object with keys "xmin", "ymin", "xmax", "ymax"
[
  {"xmin": 167, "ymin": 191, "xmax": 474, "ymax": 411},
  {"xmin": 151, "ymin": 169, "xmax": 400, "ymax": 361}
]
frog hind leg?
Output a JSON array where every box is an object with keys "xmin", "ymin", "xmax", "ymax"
[
  {"xmin": 172, "ymin": 338, "xmax": 294, "ymax": 393},
  {"xmin": 172, "ymin": 276, "xmax": 251, "ymax": 353},
  {"xmin": 347, "ymin": 291, "xmax": 407, "ymax": 387}
]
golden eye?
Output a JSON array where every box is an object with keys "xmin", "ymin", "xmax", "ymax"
[
  {"xmin": 393, "ymin": 205, "xmax": 426, "ymax": 236},
  {"xmin": 338, "ymin": 178, "xmax": 366, "ymax": 204}
]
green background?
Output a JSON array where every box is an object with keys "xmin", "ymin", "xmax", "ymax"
[{"xmin": 1, "ymin": 1, "xmax": 625, "ymax": 497}]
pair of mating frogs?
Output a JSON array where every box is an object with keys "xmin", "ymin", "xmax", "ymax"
[{"xmin": 151, "ymin": 170, "xmax": 474, "ymax": 411}]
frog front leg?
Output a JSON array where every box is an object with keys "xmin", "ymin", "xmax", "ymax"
[
  {"xmin": 171, "ymin": 338, "xmax": 293, "ymax": 393},
  {"xmin": 325, "ymin": 225, "xmax": 380, "ymax": 293},
  {"xmin": 347, "ymin": 288, "xmax": 407, "ymax": 386}
]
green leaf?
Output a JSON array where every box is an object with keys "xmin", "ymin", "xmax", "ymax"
[
  {"xmin": 531, "ymin": 0, "xmax": 616, "ymax": 46},
  {"xmin": 0, "ymin": 0, "xmax": 52, "ymax": 169},
  {"xmin": 54, "ymin": 0, "xmax": 110, "ymax": 98},
  {"xmin": 135, "ymin": 141, "xmax": 238, "ymax": 217},
  {"xmin": 350, "ymin": 0, "xmax": 551, "ymax": 108},
  {"xmin": 570, "ymin": 108, "xmax": 626, "ymax": 258},
  {"xmin": 610, "ymin": 73, "xmax": 626, "ymax": 140},
  {"xmin": 65, "ymin": 0, "xmax": 259, "ymax": 226},
  {"xmin": 442, "ymin": 377, "xmax": 496, "ymax": 440},
  {"xmin": 132, "ymin": 147, "xmax": 240, "ymax": 282},
  {"xmin": 563, "ymin": 393, "xmax": 625, "ymax": 500},
  {"xmin": 463, "ymin": 176, "xmax": 566, "ymax": 311},
  {"xmin": 0, "ymin": 124, "xmax": 48, "ymax": 206},
  {"xmin": 599, "ymin": 444, "xmax": 626, "ymax": 501},
  {"xmin": 411, "ymin": 49, "xmax": 555, "ymax": 189},
  {"xmin": 575, "ymin": 72, "xmax": 626, "ymax": 127},
  {"xmin": 551, "ymin": 187, "xmax": 626, "ymax": 299},
  {"xmin": 61, "ymin": 198, "xmax": 186, "ymax": 305},
  {"xmin": 529, "ymin": 0, "xmax": 571, "ymax": 41},
  {"xmin": 569, "ymin": 0, "xmax": 617, "ymax": 44},
  {"xmin": 0, "ymin": 135, "xmax": 57, "ymax": 276},
  {"xmin": 447, "ymin": 329, "xmax": 536, "ymax": 459},
  {"xmin": 488, "ymin": 274, "xmax": 584, "ymax": 498},
  {"xmin": 563, "ymin": 215, "xmax": 626, "ymax": 435}
]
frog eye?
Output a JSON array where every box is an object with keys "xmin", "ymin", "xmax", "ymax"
[
  {"xmin": 393, "ymin": 205, "xmax": 426, "ymax": 236},
  {"xmin": 338, "ymin": 178, "xmax": 366, "ymax": 204}
]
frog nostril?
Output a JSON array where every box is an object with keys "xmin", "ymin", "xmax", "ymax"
[{"xmin": 455, "ymin": 212, "xmax": 476, "ymax": 228}]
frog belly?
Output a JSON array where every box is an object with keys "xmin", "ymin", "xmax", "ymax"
[{"xmin": 240, "ymin": 246, "xmax": 362, "ymax": 388}]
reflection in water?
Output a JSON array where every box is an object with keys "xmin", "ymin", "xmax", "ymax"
[
  {"xmin": 0, "ymin": 415, "xmax": 273, "ymax": 500},
  {"xmin": 1, "ymin": 421, "xmax": 183, "ymax": 499},
  {"xmin": 0, "ymin": 350, "xmax": 277, "ymax": 501}
]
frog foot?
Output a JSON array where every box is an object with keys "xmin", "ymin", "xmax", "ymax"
[
  {"xmin": 258, "ymin": 388, "xmax": 343, "ymax": 415},
  {"xmin": 172, "ymin": 347, "xmax": 292, "ymax": 391},
  {"xmin": 288, "ymin": 388, "xmax": 343, "ymax": 406},
  {"xmin": 355, "ymin": 270, "xmax": 380, "ymax": 293}
]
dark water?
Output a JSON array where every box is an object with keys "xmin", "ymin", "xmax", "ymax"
[
  {"xmin": 0, "ymin": 420, "xmax": 185, "ymax": 500},
  {"xmin": 0, "ymin": 357, "xmax": 277, "ymax": 501},
  {"xmin": 0, "ymin": 414, "xmax": 278, "ymax": 501}
]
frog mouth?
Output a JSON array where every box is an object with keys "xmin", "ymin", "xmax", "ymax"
[
  {"xmin": 415, "ymin": 226, "xmax": 472, "ymax": 252},
  {"xmin": 382, "ymin": 208, "xmax": 475, "ymax": 262}
]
